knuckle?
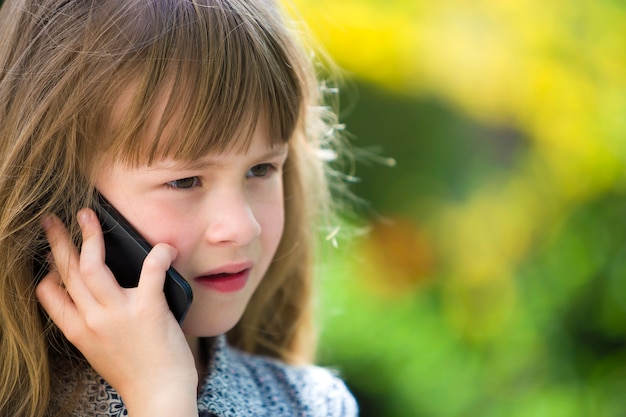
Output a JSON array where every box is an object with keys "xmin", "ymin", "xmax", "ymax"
[
  {"xmin": 79, "ymin": 259, "xmax": 100, "ymax": 277},
  {"xmin": 132, "ymin": 302, "xmax": 152, "ymax": 319},
  {"xmin": 80, "ymin": 227, "xmax": 98, "ymax": 242},
  {"xmin": 83, "ymin": 310, "xmax": 106, "ymax": 332},
  {"xmin": 61, "ymin": 320, "xmax": 84, "ymax": 344}
]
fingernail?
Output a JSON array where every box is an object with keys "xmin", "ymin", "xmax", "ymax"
[
  {"xmin": 77, "ymin": 209, "xmax": 90, "ymax": 225},
  {"xmin": 41, "ymin": 215, "xmax": 53, "ymax": 230},
  {"xmin": 163, "ymin": 244, "xmax": 178, "ymax": 261}
]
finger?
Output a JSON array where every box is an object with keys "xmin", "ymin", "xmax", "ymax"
[
  {"xmin": 77, "ymin": 208, "xmax": 123, "ymax": 302},
  {"xmin": 42, "ymin": 214, "xmax": 94, "ymax": 306},
  {"xmin": 137, "ymin": 243, "xmax": 178, "ymax": 296},
  {"xmin": 135, "ymin": 244, "xmax": 178, "ymax": 319},
  {"xmin": 35, "ymin": 270, "xmax": 82, "ymax": 341}
]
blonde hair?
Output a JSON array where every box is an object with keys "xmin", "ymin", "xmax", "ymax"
[{"xmin": 0, "ymin": 0, "xmax": 338, "ymax": 415}]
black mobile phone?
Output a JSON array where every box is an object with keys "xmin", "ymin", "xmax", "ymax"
[{"xmin": 95, "ymin": 194, "xmax": 193, "ymax": 324}]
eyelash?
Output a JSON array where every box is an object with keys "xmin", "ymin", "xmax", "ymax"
[
  {"xmin": 165, "ymin": 163, "xmax": 278, "ymax": 190},
  {"xmin": 246, "ymin": 163, "xmax": 276, "ymax": 179},
  {"xmin": 166, "ymin": 177, "xmax": 201, "ymax": 190}
]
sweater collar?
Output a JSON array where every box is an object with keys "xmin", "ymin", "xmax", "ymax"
[{"xmin": 196, "ymin": 334, "xmax": 265, "ymax": 416}]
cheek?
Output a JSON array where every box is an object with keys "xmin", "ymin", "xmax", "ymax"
[
  {"xmin": 130, "ymin": 208, "xmax": 194, "ymax": 254},
  {"xmin": 250, "ymin": 179, "xmax": 285, "ymax": 252},
  {"xmin": 258, "ymin": 202, "xmax": 285, "ymax": 253}
]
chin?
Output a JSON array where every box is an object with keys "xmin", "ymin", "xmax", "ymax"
[{"xmin": 180, "ymin": 310, "xmax": 243, "ymax": 337}]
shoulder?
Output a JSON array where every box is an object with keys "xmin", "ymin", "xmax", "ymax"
[
  {"xmin": 238, "ymin": 348, "xmax": 358, "ymax": 415},
  {"xmin": 198, "ymin": 336, "xmax": 358, "ymax": 417}
]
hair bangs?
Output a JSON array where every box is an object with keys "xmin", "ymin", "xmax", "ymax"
[{"xmin": 106, "ymin": 0, "xmax": 304, "ymax": 166}]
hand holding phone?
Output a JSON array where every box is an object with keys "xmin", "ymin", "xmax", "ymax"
[
  {"xmin": 95, "ymin": 194, "xmax": 193, "ymax": 324},
  {"xmin": 36, "ymin": 205, "xmax": 198, "ymax": 411}
]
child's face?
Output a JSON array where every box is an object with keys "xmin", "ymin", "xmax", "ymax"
[{"xmin": 93, "ymin": 119, "xmax": 287, "ymax": 337}]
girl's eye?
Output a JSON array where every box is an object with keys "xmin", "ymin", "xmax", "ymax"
[
  {"xmin": 166, "ymin": 176, "xmax": 200, "ymax": 189},
  {"xmin": 246, "ymin": 163, "xmax": 273, "ymax": 178}
]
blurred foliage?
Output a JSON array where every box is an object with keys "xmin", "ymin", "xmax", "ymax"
[{"xmin": 283, "ymin": 0, "xmax": 626, "ymax": 416}]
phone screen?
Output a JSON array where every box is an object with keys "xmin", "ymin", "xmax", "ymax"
[{"xmin": 95, "ymin": 194, "xmax": 193, "ymax": 324}]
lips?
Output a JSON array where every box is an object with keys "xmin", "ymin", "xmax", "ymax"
[{"xmin": 193, "ymin": 263, "xmax": 252, "ymax": 293}]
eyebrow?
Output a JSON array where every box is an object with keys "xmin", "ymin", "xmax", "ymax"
[{"xmin": 149, "ymin": 145, "xmax": 289, "ymax": 171}]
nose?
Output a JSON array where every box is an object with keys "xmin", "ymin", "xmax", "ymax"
[{"xmin": 203, "ymin": 191, "xmax": 261, "ymax": 247}]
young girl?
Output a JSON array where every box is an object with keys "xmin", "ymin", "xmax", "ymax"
[{"xmin": 0, "ymin": 0, "xmax": 357, "ymax": 416}]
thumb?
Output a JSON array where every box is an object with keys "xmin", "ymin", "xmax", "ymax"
[{"xmin": 137, "ymin": 243, "xmax": 178, "ymax": 296}]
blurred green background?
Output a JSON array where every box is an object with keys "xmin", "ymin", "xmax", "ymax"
[{"xmin": 288, "ymin": 0, "xmax": 626, "ymax": 416}]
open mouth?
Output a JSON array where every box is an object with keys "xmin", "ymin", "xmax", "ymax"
[{"xmin": 194, "ymin": 269, "xmax": 250, "ymax": 293}]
